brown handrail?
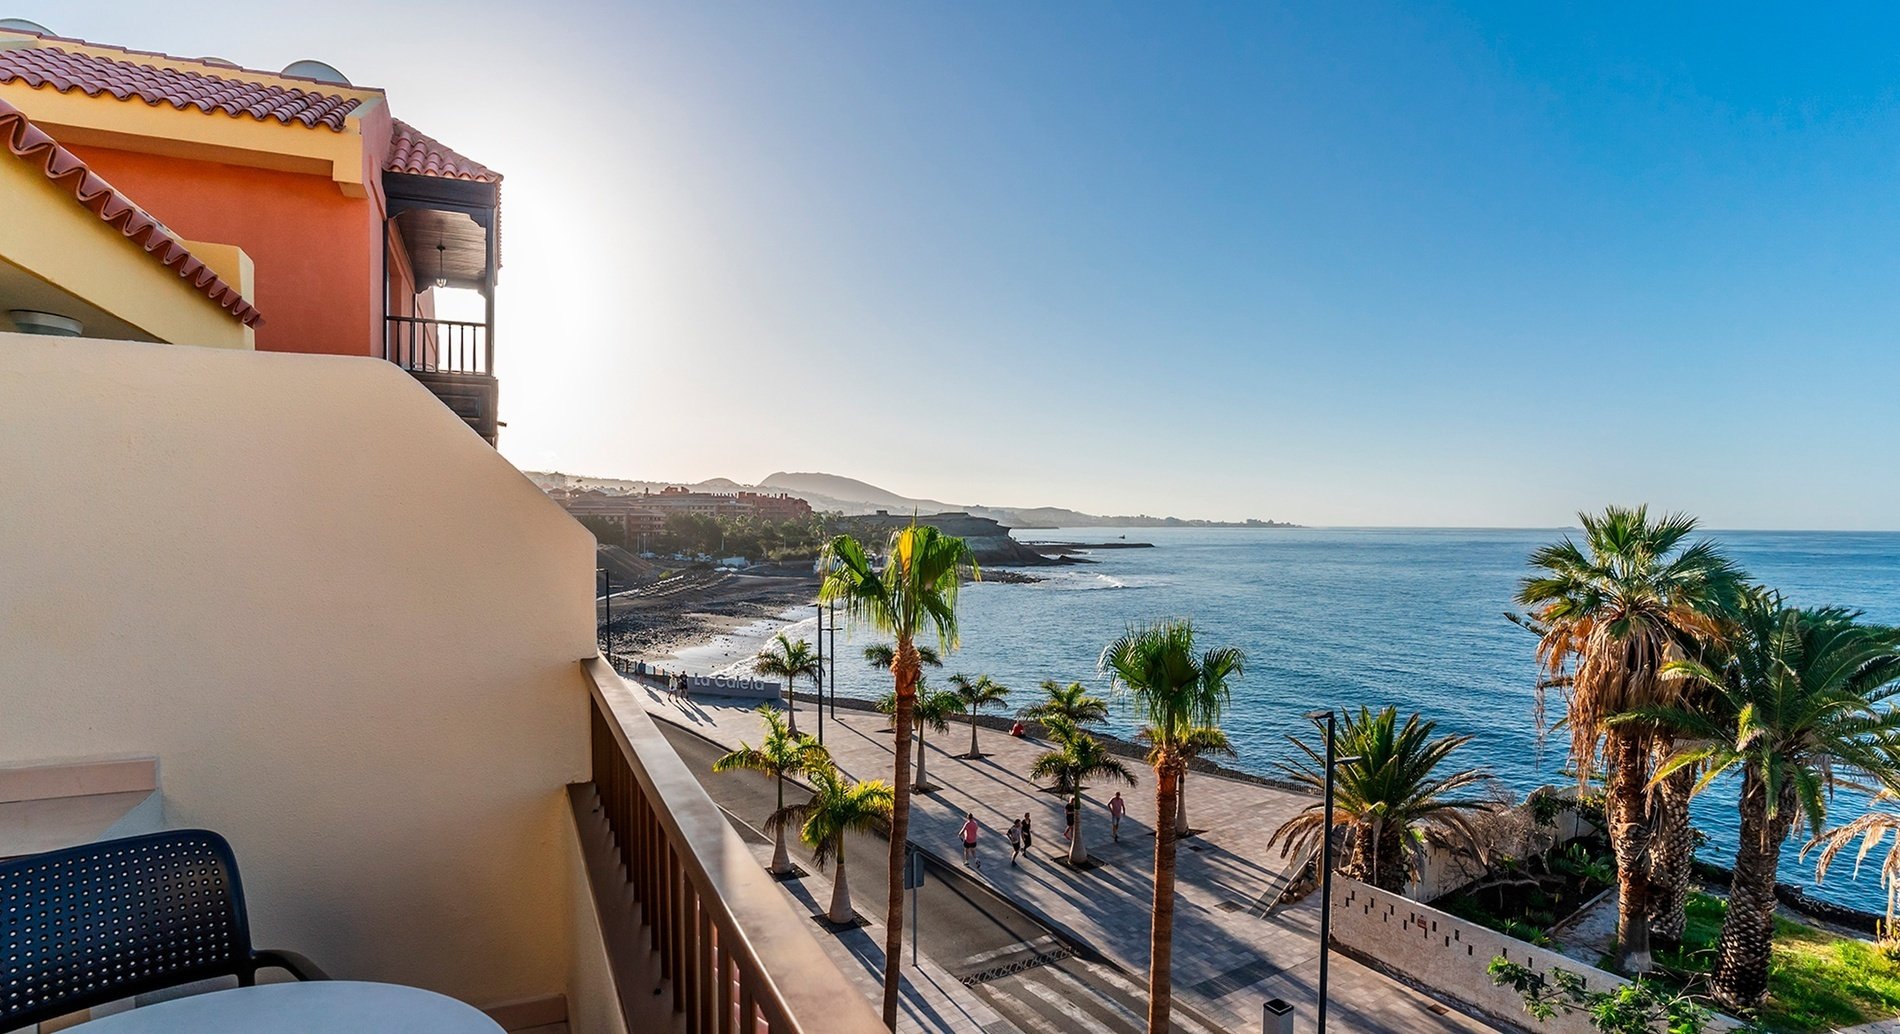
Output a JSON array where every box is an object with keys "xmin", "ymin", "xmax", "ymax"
[
  {"xmin": 383, "ymin": 316, "xmax": 489, "ymax": 375},
  {"xmin": 582, "ymin": 657, "xmax": 886, "ymax": 1034}
]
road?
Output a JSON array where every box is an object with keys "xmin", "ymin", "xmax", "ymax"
[{"xmin": 656, "ymin": 720, "xmax": 1228, "ymax": 1034}]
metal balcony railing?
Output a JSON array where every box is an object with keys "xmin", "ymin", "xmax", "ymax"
[
  {"xmin": 383, "ymin": 316, "xmax": 489, "ymax": 376},
  {"xmin": 577, "ymin": 658, "xmax": 885, "ymax": 1034}
]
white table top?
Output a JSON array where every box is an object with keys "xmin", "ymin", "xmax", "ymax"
[{"xmin": 75, "ymin": 981, "xmax": 505, "ymax": 1033}]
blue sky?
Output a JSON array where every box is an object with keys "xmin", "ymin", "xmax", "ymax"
[{"xmin": 30, "ymin": 3, "xmax": 1900, "ymax": 527}]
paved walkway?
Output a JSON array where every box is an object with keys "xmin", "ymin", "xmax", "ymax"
[{"xmin": 642, "ymin": 683, "xmax": 1499, "ymax": 1033}]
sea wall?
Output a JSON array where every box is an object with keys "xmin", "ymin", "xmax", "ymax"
[{"xmin": 1331, "ymin": 878, "xmax": 1737, "ymax": 1034}]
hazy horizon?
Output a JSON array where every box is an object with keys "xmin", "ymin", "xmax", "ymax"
[{"xmin": 31, "ymin": 3, "xmax": 1900, "ymax": 530}]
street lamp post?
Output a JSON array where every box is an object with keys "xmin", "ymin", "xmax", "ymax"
[
  {"xmin": 815, "ymin": 604, "xmax": 826, "ymax": 745},
  {"xmin": 828, "ymin": 601, "xmax": 837, "ymax": 720},
  {"xmin": 1304, "ymin": 708, "xmax": 1361, "ymax": 1034}
]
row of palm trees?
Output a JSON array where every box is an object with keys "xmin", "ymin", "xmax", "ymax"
[{"xmin": 1516, "ymin": 505, "xmax": 1900, "ymax": 1013}]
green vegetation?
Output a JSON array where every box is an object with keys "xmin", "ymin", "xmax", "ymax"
[
  {"xmin": 1437, "ymin": 834, "xmax": 1617, "ymax": 946},
  {"xmin": 752, "ymin": 633, "xmax": 822, "ymax": 737},
  {"xmin": 710, "ymin": 706, "xmax": 829, "ymax": 875},
  {"xmin": 1098, "ymin": 618, "xmax": 1244, "ymax": 1034},
  {"xmin": 1028, "ymin": 715, "xmax": 1136, "ymax": 865},
  {"xmin": 767, "ymin": 761, "xmax": 892, "ymax": 924},
  {"xmin": 1270, "ymin": 705, "xmax": 1494, "ymax": 891},
  {"xmin": 1020, "ymin": 679, "xmax": 1109, "ymax": 729},
  {"xmin": 1655, "ymin": 893, "xmax": 1900, "ymax": 1033},
  {"xmin": 818, "ymin": 524, "xmax": 977, "ymax": 1027},
  {"xmin": 583, "ymin": 510, "xmax": 836, "ymax": 561},
  {"xmin": 947, "ymin": 673, "xmax": 1010, "ymax": 759}
]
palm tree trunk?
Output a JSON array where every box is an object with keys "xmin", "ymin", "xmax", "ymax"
[
  {"xmin": 881, "ymin": 643, "xmax": 919, "ymax": 1030},
  {"xmin": 829, "ymin": 835, "xmax": 854, "ymax": 924},
  {"xmin": 1147, "ymin": 758, "xmax": 1181, "ymax": 1034},
  {"xmin": 1069, "ymin": 791, "xmax": 1089, "ymax": 866},
  {"xmin": 1647, "ymin": 740, "xmax": 1695, "ymax": 948},
  {"xmin": 914, "ymin": 723, "xmax": 930, "ymax": 791},
  {"xmin": 1607, "ymin": 729, "xmax": 1655, "ymax": 975},
  {"xmin": 1174, "ymin": 769, "xmax": 1188, "ymax": 836},
  {"xmin": 785, "ymin": 675, "xmax": 798, "ymax": 735},
  {"xmin": 770, "ymin": 771, "xmax": 791, "ymax": 875},
  {"xmin": 969, "ymin": 711, "xmax": 980, "ymax": 758},
  {"xmin": 1711, "ymin": 770, "xmax": 1794, "ymax": 1012}
]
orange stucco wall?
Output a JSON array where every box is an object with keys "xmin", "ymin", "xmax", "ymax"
[{"xmin": 64, "ymin": 145, "xmax": 384, "ymax": 357}]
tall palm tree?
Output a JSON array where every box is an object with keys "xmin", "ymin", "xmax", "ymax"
[
  {"xmin": 1148, "ymin": 726, "xmax": 1234, "ymax": 836},
  {"xmin": 768, "ymin": 762, "xmax": 894, "ymax": 924},
  {"xmin": 1641, "ymin": 598, "xmax": 1900, "ymax": 1011},
  {"xmin": 754, "ymin": 633, "xmax": 823, "ymax": 736},
  {"xmin": 1021, "ymin": 679, "xmax": 1109, "ymax": 730},
  {"xmin": 911, "ymin": 687, "xmax": 961, "ymax": 791},
  {"xmin": 711, "ymin": 706, "xmax": 830, "ymax": 875},
  {"xmin": 1270, "ymin": 706, "xmax": 1494, "ymax": 891},
  {"xmin": 1031, "ymin": 720, "xmax": 1136, "ymax": 865},
  {"xmin": 1100, "ymin": 618, "xmax": 1244, "ymax": 1034},
  {"xmin": 820, "ymin": 525, "xmax": 977, "ymax": 1026},
  {"xmin": 948, "ymin": 673, "xmax": 1011, "ymax": 758},
  {"xmin": 1515, "ymin": 505, "xmax": 1745, "ymax": 973}
]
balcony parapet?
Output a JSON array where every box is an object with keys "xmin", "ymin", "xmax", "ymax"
[{"xmin": 578, "ymin": 656, "xmax": 886, "ymax": 1034}]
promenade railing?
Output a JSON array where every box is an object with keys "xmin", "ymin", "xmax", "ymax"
[{"xmin": 579, "ymin": 656, "xmax": 885, "ymax": 1034}]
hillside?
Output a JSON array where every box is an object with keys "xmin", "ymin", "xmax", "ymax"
[{"xmin": 529, "ymin": 469, "xmax": 1295, "ymax": 529}]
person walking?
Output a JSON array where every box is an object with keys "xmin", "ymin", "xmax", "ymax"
[
  {"xmin": 1006, "ymin": 818, "xmax": 1023, "ymax": 866},
  {"xmin": 1108, "ymin": 791, "xmax": 1126, "ymax": 842},
  {"xmin": 1063, "ymin": 798, "xmax": 1077, "ymax": 843},
  {"xmin": 960, "ymin": 813, "xmax": 982, "ymax": 869},
  {"xmin": 1020, "ymin": 813, "xmax": 1034, "ymax": 857}
]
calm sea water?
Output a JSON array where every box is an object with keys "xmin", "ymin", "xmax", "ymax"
[{"xmin": 786, "ymin": 527, "xmax": 1900, "ymax": 914}]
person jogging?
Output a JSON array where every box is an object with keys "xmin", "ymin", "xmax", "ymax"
[
  {"xmin": 960, "ymin": 813, "xmax": 982, "ymax": 869},
  {"xmin": 1020, "ymin": 813, "xmax": 1034, "ymax": 855},
  {"xmin": 1109, "ymin": 791, "xmax": 1126, "ymax": 842},
  {"xmin": 1063, "ymin": 798, "xmax": 1077, "ymax": 843},
  {"xmin": 1006, "ymin": 818, "xmax": 1023, "ymax": 865}
]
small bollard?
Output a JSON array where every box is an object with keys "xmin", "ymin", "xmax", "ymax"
[{"xmin": 1263, "ymin": 997, "xmax": 1294, "ymax": 1034}]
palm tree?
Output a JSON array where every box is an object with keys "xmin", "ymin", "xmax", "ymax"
[
  {"xmin": 1270, "ymin": 706, "xmax": 1494, "ymax": 891},
  {"xmin": 1099, "ymin": 618, "xmax": 1244, "ymax": 1034},
  {"xmin": 768, "ymin": 762, "xmax": 894, "ymax": 924},
  {"xmin": 754, "ymin": 633, "xmax": 823, "ymax": 736},
  {"xmin": 1021, "ymin": 679, "xmax": 1109, "ymax": 730},
  {"xmin": 711, "ymin": 706, "xmax": 830, "ymax": 875},
  {"xmin": 1149, "ymin": 725, "xmax": 1234, "ymax": 837},
  {"xmin": 1808, "ymin": 777, "xmax": 1900, "ymax": 944},
  {"xmin": 911, "ymin": 687, "xmax": 961, "ymax": 791},
  {"xmin": 820, "ymin": 525, "xmax": 976, "ymax": 1026},
  {"xmin": 1030, "ymin": 720, "xmax": 1136, "ymax": 865},
  {"xmin": 948, "ymin": 673, "xmax": 1011, "ymax": 758},
  {"xmin": 1515, "ymin": 505, "xmax": 1745, "ymax": 973},
  {"xmin": 1642, "ymin": 597, "xmax": 1900, "ymax": 1011}
]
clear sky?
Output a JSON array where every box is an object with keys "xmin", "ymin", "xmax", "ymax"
[{"xmin": 28, "ymin": 3, "xmax": 1900, "ymax": 528}]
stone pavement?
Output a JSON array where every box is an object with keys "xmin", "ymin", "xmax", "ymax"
[{"xmin": 641, "ymin": 682, "xmax": 1500, "ymax": 1034}]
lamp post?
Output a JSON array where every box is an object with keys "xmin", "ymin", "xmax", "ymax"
[
  {"xmin": 828, "ymin": 601, "xmax": 838, "ymax": 720},
  {"xmin": 1304, "ymin": 708, "xmax": 1360, "ymax": 1034},
  {"xmin": 815, "ymin": 604, "xmax": 826, "ymax": 745}
]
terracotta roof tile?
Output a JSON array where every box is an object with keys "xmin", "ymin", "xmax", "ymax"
[
  {"xmin": 385, "ymin": 119, "xmax": 500, "ymax": 183},
  {"xmin": 0, "ymin": 96, "xmax": 263, "ymax": 328},
  {"xmin": 0, "ymin": 46, "xmax": 359, "ymax": 130}
]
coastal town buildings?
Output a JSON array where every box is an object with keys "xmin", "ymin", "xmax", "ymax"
[
  {"xmin": 0, "ymin": 20, "xmax": 504, "ymax": 441},
  {"xmin": 0, "ymin": 22, "xmax": 879, "ymax": 1034},
  {"xmin": 547, "ymin": 486, "xmax": 814, "ymax": 545}
]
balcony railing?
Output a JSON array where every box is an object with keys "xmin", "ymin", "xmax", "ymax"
[
  {"xmin": 578, "ymin": 657, "xmax": 884, "ymax": 1034},
  {"xmin": 384, "ymin": 315, "xmax": 489, "ymax": 375}
]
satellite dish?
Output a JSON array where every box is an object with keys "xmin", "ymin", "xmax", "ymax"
[
  {"xmin": 281, "ymin": 59, "xmax": 350, "ymax": 86},
  {"xmin": 0, "ymin": 18, "xmax": 53, "ymax": 34},
  {"xmin": 199, "ymin": 57, "xmax": 241, "ymax": 69}
]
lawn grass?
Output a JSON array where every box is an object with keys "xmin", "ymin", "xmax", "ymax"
[{"xmin": 1656, "ymin": 892, "xmax": 1900, "ymax": 1032}]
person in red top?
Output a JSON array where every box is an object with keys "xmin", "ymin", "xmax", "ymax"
[
  {"xmin": 960, "ymin": 813, "xmax": 981, "ymax": 870},
  {"xmin": 1108, "ymin": 791, "xmax": 1127, "ymax": 842}
]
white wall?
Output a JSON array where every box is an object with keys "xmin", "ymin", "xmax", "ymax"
[{"xmin": 0, "ymin": 333, "xmax": 597, "ymax": 1008}]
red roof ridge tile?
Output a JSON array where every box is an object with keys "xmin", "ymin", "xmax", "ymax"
[
  {"xmin": 0, "ymin": 45, "xmax": 361, "ymax": 131},
  {"xmin": 0, "ymin": 96, "xmax": 264, "ymax": 329},
  {"xmin": 0, "ymin": 26, "xmax": 381, "ymax": 95},
  {"xmin": 385, "ymin": 118, "xmax": 501, "ymax": 183}
]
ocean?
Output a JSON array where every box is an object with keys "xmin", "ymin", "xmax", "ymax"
[{"xmin": 745, "ymin": 527, "xmax": 1900, "ymax": 915}]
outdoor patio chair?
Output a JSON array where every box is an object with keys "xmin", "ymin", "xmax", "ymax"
[{"xmin": 0, "ymin": 828, "xmax": 327, "ymax": 1031}]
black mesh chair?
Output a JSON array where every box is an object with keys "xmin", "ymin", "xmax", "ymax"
[{"xmin": 0, "ymin": 828, "xmax": 326, "ymax": 1030}]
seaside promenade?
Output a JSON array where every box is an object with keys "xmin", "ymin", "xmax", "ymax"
[{"xmin": 637, "ymin": 682, "xmax": 1500, "ymax": 1033}]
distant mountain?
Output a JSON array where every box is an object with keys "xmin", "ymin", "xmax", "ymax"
[{"xmin": 527, "ymin": 469, "xmax": 1295, "ymax": 529}]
